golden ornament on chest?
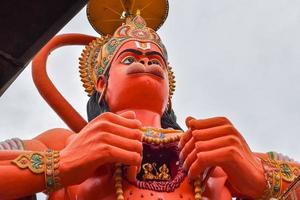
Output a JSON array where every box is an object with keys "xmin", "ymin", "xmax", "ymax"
[{"xmin": 142, "ymin": 162, "xmax": 171, "ymax": 181}]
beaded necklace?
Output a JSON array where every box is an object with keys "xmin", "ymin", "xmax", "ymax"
[{"xmin": 114, "ymin": 127, "xmax": 202, "ymax": 200}]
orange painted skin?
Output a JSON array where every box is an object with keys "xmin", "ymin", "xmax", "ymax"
[
  {"xmin": 0, "ymin": 37, "xmax": 300, "ymax": 200},
  {"xmin": 51, "ymin": 40, "xmax": 232, "ymax": 200}
]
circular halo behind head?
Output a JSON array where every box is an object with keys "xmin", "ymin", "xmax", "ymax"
[{"xmin": 87, "ymin": 0, "xmax": 169, "ymax": 35}]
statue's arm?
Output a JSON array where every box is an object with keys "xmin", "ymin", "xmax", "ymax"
[
  {"xmin": 0, "ymin": 128, "xmax": 73, "ymax": 199},
  {"xmin": 179, "ymin": 116, "xmax": 300, "ymax": 199},
  {"xmin": 0, "ymin": 150, "xmax": 46, "ymax": 199},
  {"xmin": 226, "ymin": 152, "xmax": 300, "ymax": 198},
  {"xmin": 0, "ymin": 112, "xmax": 143, "ymax": 199},
  {"xmin": 255, "ymin": 152, "xmax": 300, "ymax": 198},
  {"xmin": 24, "ymin": 128, "xmax": 74, "ymax": 151}
]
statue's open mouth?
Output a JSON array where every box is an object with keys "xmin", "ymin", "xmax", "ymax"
[{"xmin": 127, "ymin": 140, "xmax": 186, "ymax": 192}]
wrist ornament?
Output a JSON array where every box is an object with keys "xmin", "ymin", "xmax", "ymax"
[
  {"xmin": 258, "ymin": 154, "xmax": 300, "ymax": 199},
  {"xmin": 12, "ymin": 149, "xmax": 62, "ymax": 193}
]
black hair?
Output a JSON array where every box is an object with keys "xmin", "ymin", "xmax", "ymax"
[{"xmin": 87, "ymin": 92, "xmax": 182, "ymax": 130}]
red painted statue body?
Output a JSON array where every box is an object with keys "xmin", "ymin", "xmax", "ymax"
[
  {"xmin": 0, "ymin": 34, "xmax": 299, "ymax": 200},
  {"xmin": 47, "ymin": 41, "xmax": 233, "ymax": 200}
]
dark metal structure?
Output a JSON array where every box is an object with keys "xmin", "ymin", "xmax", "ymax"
[{"xmin": 0, "ymin": 0, "xmax": 88, "ymax": 96}]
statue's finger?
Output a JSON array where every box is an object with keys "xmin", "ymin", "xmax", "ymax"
[
  {"xmin": 94, "ymin": 112, "xmax": 141, "ymax": 129},
  {"xmin": 98, "ymin": 132, "xmax": 143, "ymax": 154},
  {"xmin": 183, "ymin": 148, "xmax": 197, "ymax": 171},
  {"xmin": 119, "ymin": 110, "xmax": 136, "ymax": 119},
  {"xmin": 188, "ymin": 147, "xmax": 235, "ymax": 179},
  {"xmin": 192, "ymin": 125, "xmax": 238, "ymax": 142},
  {"xmin": 100, "ymin": 145, "xmax": 142, "ymax": 167},
  {"xmin": 185, "ymin": 116, "xmax": 196, "ymax": 127},
  {"xmin": 189, "ymin": 117, "xmax": 232, "ymax": 130},
  {"xmin": 178, "ymin": 128, "xmax": 192, "ymax": 149},
  {"xmin": 194, "ymin": 136, "xmax": 241, "ymax": 153},
  {"xmin": 179, "ymin": 137, "xmax": 195, "ymax": 161},
  {"xmin": 100, "ymin": 123, "xmax": 143, "ymax": 141},
  {"xmin": 127, "ymin": 166, "xmax": 139, "ymax": 182}
]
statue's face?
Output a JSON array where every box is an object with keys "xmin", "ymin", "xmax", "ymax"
[{"xmin": 99, "ymin": 40, "xmax": 169, "ymax": 114}]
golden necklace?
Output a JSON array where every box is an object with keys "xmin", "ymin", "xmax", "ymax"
[{"xmin": 114, "ymin": 127, "xmax": 202, "ymax": 200}]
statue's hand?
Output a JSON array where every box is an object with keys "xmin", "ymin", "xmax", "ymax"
[
  {"xmin": 179, "ymin": 117, "xmax": 266, "ymax": 198},
  {"xmin": 59, "ymin": 111, "xmax": 143, "ymax": 186}
]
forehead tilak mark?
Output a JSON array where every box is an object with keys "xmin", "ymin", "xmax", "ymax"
[{"xmin": 135, "ymin": 41, "xmax": 151, "ymax": 50}]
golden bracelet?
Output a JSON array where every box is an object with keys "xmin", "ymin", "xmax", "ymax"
[
  {"xmin": 12, "ymin": 149, "xmax": 61, "ymax": 193},
  {"xmin": 45, "ymin": 149, "xmax": 61, "ymax": 193}
]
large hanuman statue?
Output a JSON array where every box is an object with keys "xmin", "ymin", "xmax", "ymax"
[{"xmin": 0, "ymin": 0, "xmax": 299, "ymax": 199}]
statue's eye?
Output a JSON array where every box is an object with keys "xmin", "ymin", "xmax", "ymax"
[
  {"xmin": 122, "ymin": 56, "xmax": 136, "ymax": 65},
  {"xmin": 149, "ymin": 59, "xmax": 161, "ymax": 66}
]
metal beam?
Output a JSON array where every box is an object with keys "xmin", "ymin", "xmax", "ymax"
[{"xmin": 0, "ymin": 0, "xmax": 88, "ymax": 96}]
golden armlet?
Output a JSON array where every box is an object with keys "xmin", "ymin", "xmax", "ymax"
[
  {"xmin": 12, "ymin": 149, "xmax": 61, "ymax": 193},
  {"xmin": 259, "ymin": 158, "xmax": 300, "ymax": 200}
]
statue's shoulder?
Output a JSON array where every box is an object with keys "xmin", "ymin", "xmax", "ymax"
[{"xmin": 24, "ymin": 128, "xmax": 74, "ymax": 151}]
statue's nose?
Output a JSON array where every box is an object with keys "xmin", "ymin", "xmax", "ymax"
[{"xmin": 139, "ymin": 57, "xmax": 152, "ymax": 67}]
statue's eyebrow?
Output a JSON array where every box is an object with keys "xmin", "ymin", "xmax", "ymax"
[
  {"xmin": 145, "ymin": 51, "xmax": 164, "ymax": 61},
  {"xmin": 117, "ymin": 49, "xmax": 143, "ymax": 59},
  {"xmin": 116, "ymin": 49, "xmax": 166, "ymax": 64}
]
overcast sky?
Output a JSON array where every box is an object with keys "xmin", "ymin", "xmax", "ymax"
[{"xmin": 0, "ymin": 1, "xmax": 300, "ymax": 198}]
